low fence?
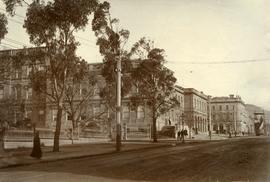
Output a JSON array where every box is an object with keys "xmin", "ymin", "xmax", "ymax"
[
  {"xmin": 2, "ymin": 128, "xmax": 110, "ymax": 149},
  {"xmin": 125, "ymin": 124, "xmax": 151, "ymax": 140}
]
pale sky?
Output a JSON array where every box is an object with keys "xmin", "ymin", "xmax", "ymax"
[{"xmin": 1, "ymin": 0, "xmax": 270, "ymax": 110}]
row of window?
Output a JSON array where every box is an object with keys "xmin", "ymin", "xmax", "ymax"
[
  {"xmin": 176, "ymin": 95, "xmax": 184, "ymax": 107},
  {"xmin": 212, "ymin": 105, "xmax": 235, "ymax": 111},
  {"xmin": 194, "ymin": 98, "xmax": 207, "ymax": 111},
  {"xmin": 11, "ymin": 65, "xmax": 45, "ymax": 80},
  {"xmin": 122, "ymin": 105, "xmax": 144, "ymax": 119},
  {"xmin": 0, "ymin": 83, "xmax": 102, "ymax": 100},
  {"xmin": 212, "ymin": 113, "xmax": 235, "ymax": 121},
  {"xmin": 51, "ymin": 105, "xmax": 146, "ymax": 123},
  {"xmin": 0, "ymin": 86, "xmax": 32, "ymax": 100}
]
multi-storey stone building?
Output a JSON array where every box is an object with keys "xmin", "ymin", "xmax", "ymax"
[
  {"xmin": 0, "ymin": 48, "xmax": 46, "ymax": 129},
  {"xmin": 184, "ymin": 88, "xmax": 208, "ymax": 136},
  {"xmin": 210, "ymin": 94, "xmax": 250, "ymax": 134},
  {"xmin": 0, "ymin": 48, "xmax": 183, "ymax": 139}
]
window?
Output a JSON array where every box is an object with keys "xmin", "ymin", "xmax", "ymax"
[
  {"xmin": 212, "ymin": 106, "xmax": 215, "ymax": 110},
  {"xmin": 52, "ymin": 110, "xmax": 57, "ymax": 122},
  {"xmin": 26, "ymin": 88, "xmax": 32, "ymax": 100},
  {"xmin": 232, "ymin": 105, "xmax": 235, "ymax": 110},
  {"xmin": 68, "ymin": 115, "xmax": 73, "ymax": 121},
  {"xmin": 93, "ymin": 104, "xmax": 100, "ymax": 117},
  {"xmin": 226, "ymin": 105, "xmax": 229, "ymax": 110},
  {"xmin": 219, "ymin": 105, "xmax": 222, "ymax": 111},
  {"xmin": 26, "ymin": 66, "xmax": 32, "ymax": 76},
  {"xmin": 80, "ymin": 115, "xmax": 86, "ymax": 121},
  {"xmin": 81, "ymin": 88, "xmax": 88, "ymax": 96},
  {"xmin": 212, "ymin": 114, "xmax": 216, "ymax": 121},
  {"xmin": 137, "ymin": 106, "xmax": 144, "ymax": 119},
  {"xmin": 15, "ymin": 69, "xmax": 19, "ymax": 79},
  {"xmin": 13, "ymin": 87, "xmax": 17, "ymax": 100},
  {"xmin": 122, "ymin": 104, "xmax": 130, "ymax": 119},
  {"xmin": 94, "ymin": 85, "xmax": 100, "ymax": 96},
  {"xmin": 0, "ymin": 87, "xmax": 3, "ymax": 99}
]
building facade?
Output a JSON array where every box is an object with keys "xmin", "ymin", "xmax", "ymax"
[
  {"xmin": 184, "ymin": 88, "xmax": 208, "ymax": 136},
  {"xmin": 0, "ymin": 48, "xmax": 46, "ymax": 129},
  {"xmin": 210, "ymin": 95, "xmax": 250, "ymax": 134},
  {"xmin": 0, "ymin": 48, "xmax": 183, "ymax": 139}
]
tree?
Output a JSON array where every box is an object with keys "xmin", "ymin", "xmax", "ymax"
[
  {"xmin": 1, "ymin": 0, "xmax": 31, "ymax": 42},
  {"xmin": 130, "ymin": 38, "xmax": 179, "ymax": 142},
  {"xmin": 91, "ymin": 1, "xmax": 132, "ymax": 141},
  {"xmin": 62, "ymin": 59, "xmax": 107, "ymax": 144},
  {"xmin": 22, "ymin": 0, "xmax": 98, "ymax": 152},
  {"xmin": 0, "ymin": 13, "xmax": 7, "ymax": 42}
]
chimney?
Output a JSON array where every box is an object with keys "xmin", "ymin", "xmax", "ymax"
[{"xmin": 229, "ymin": 94, "xmax": 234, "ymax": 98}]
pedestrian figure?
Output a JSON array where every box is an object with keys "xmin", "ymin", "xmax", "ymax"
[
  {"xmin": 177, "ymin": 130, "xmax": 181, "ymax": 141},
  {"xmin": 228, "ymin": 131, "xmax": 232, "ymax": 138},
  {"xmin": 180, "ymin": 129, "xmax": 185, "ymax": 143},
  {"xmin": 30, "ymin": 131, "xmax": 42, "ymax": 159}
]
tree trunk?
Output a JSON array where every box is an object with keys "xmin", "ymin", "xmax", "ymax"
[
  {"xmin": 53, "ymin": 105, "xmax": 62, "ymax": 152},
  {"xmin": 0, "ymin": 128, "xmax": 5, "ymax": 152},
  {"xmin": 152, "ymin": 109, "xmax": 157, "ymax": 142}
]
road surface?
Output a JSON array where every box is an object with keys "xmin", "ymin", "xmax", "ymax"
[{"xmin": 0, "ymin": 137, "xmax": 269, "ymax": 182}]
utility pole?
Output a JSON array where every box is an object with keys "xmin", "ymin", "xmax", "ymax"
[
  {"xmin": 116, "ymin": 56, "xmax": 122, "ymax": 151},
  {"xmin": 207, "ymin": 96, "xmax": 212, "ymax": 140},
  {"xmin": 181, "ymin": 113, "xmax": 185, "ymax": 130}
]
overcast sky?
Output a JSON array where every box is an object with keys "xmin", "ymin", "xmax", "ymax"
[{"xmin": 1, "ymin": 0, "xmax": 270, "ymax": 110}]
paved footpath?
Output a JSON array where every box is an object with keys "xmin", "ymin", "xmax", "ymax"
[
  {"xmin": 0, "ymin": 137, "xmax": 268, "ymax": 182},
  {"xmin": 0, "ymin": 134, "xmax": 236, "ymax": 169},
  {"xmin": 0, "ymin": 141, "xmax": 175, "ymax": 169}
]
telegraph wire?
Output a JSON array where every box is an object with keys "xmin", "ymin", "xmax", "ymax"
[
  {"xmin": 3, "ymin": 10, "xmax": 270, "ymax": 65},
  {"xmin": 3, "ymin": 13, "xmax": 98, "ymax": 48},
  {"xmin": 0, "ymin": 8, "xmax": 25, "ymax": 19},
  {"xmin": 0, "ymin": 42, "xmax": 21, "ymax": 49},
  {"xmin": 167, "ymin": 58, "xmax": 270, "ymax": 65},
  {"xmin": 4, "ymin": 37, "xmax": 31, "ymax": 47}
]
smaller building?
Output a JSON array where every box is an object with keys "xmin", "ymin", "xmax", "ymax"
[{"xmin": 210, "ymin": 94, "xmax": 248, "ymax": 134}]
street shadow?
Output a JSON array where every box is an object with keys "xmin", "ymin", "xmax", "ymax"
[{"xmin": 1, "ymin": 138, "xmax": 270, "ymax": 182}]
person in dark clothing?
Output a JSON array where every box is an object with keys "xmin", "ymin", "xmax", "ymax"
[
  {"xmin": 30, "ymin": 131, "xmax": 42, "ymax": 159},
  {"xmin": 180, "ymin": 129, "xmax": 185, "ymax": 143},
  {"xmin": 177, "ymin": 130, "xmax": 181, "ymax": 141}
]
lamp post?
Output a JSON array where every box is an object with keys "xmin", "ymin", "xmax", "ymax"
[
  {"xmin": 207, "ymin": 96, "xmax": 212, "ymax": 140},
  {"xmin": 180, "ymin": 113, "xmax": 185, "ymax": 130},
  {"xmin": 116, "ymin": 56, "xmax": 122, "ymax": 151}
]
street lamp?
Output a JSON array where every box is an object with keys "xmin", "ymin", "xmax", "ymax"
[
  {"xmin": 180, "ymin": 113, "xmax": 185, "ymax": 130},
  {"xmin": 116, "ymin": 56, "xmax": 122, "ymax": 152}
]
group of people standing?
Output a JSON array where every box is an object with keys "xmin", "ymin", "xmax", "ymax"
[{"xmin": 177, "ymin": 129, "xmax": 188, "ymax": 143}]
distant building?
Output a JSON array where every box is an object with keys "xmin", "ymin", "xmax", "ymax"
[
  {"xmin": 184, "ymin": 88, "xmax": 208, "ymax": 137},
  {"xmin": 246, "ymin": 104, "xmax": 270, "ymax": 135},
  {"xmin": 210, "ymin": 94, "xmax": 250, "ymax": 134}
]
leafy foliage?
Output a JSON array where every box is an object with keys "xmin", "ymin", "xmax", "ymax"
[
  {"xmin": 22, "ymin": 0, "xmax": 98, "ymax": 152},
  {"xmin": 2, "ymin": 0, "xmax": 23, "ymax": 16},
  {"xmin": 92, "ymin": 1, "xmax": 132, "ymax": 110},
  {"xmin": 130, "ymin": 38, "xmax": 179, "ymax": 142},
  {"xmin": 0, "ymin": 13, "xmax": 7, "ymax": 42}
]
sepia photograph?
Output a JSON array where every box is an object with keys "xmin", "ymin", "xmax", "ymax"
[{"xmin": 0, "ymin": 0, "xmax": 269, "ymax": 181}]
